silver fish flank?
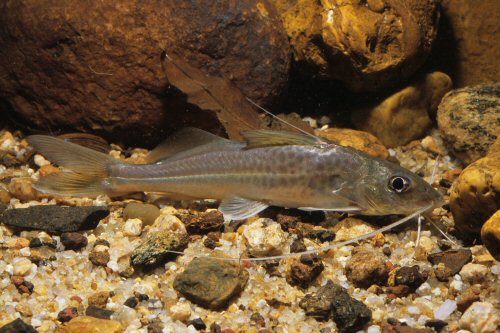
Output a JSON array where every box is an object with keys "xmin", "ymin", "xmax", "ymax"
[{"xmin": 27, "ymin": 128, "xmax": 444, "ymax": 220}]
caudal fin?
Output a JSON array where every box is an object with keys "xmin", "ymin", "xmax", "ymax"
[{"xmin": 27, "ymin": 135, "xmax": 120, "ymax": 197}]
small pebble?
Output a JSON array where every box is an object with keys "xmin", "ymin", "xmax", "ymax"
[
  {"xmin": 85, "ymin": 305, "xmax": 114, "ymax": 320},
  {"xmin": 189, "ymin": 318, "xmax": 207, "ymax": 330},
  {"xmin": 12, "ymin": 257, "xmax": 33, "ymax": 276},
  {"xmin": 459, "ymin": 302, "xmax": 499, "ymax": 333},
  {"xmin": 60, "ymin": 232, "xmax": 88, "ymax": 250},
  {"xmin": 29, "ymin": 238, "xmax": 43, "ymax": 248},
  {"xmin": 124, "ymin": 297, "xmax": 138, "ymax": 308},
  {"xmin": 123, "ymin": 202, "xmax": 160, "ymax": 226},
  {"xmin": 243, "ymin": 218, "xmax": 288, "ymax": 257},
  {"xmin": 89, "ymin": 245, "xmax": 110, "ymax": 266},
  {"xmin": 169, "ymin": 303, "xmax": 192, "ymax": 322},
  {"xmin": 123, "ymin": 218, "xmax": 143, "ymax": 236},
  {"xmin": 345, "ymin": 250, "xmax": 389, "ymax": 288},
  {"xmin": 57, "ymin": 306, "xmax": 79, "ymax": 322},
  {"xmin": 459, "ymin": 263, "xmax": 488, "ymax": 284}
]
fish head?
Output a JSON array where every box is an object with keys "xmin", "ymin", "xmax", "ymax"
[{"xmin": 359, "ymin": 159, "xmax": 444, "ymax": 215}]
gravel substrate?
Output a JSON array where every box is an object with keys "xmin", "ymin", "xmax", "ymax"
[{"xmin": 0, "ymin": 129, "xmax": 499, "ymax": 333}]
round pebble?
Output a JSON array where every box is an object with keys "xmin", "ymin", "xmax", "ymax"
[
  {"xmin": 169, "ymin": 303, "xmax": 192, "ymax": 322},
  {"xmin": 12, "ymin": 257, "xmax": 33, "ymax": 276},
  {"xmin": 459, "ymin": 263, "xmax": 489, "ymax": 284}
]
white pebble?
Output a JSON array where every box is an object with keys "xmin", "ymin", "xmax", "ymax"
[
  {"xmin": 33, "ymin": 154, "xmax": 50, "ymax": 167},
  {"xmin": 459, "ymin": 302, "xmax": 499, "ymax": 333},
  {"xmin": 367, "ymin": 325, "xmax": 381, "ymax": 333},
  {"xmin": 243, "ymin": 218, "xmax": 287, "ymax": 257},
  {"xmin": 123, "ymin": 218, "xmax": 143, "ymax": 237},
  {"xmin": 12, "ymin": 257, "xmax": 33, "ymax": 276},
  {"xmin": 169, "ymin": 303, "xmax": 191, "ymax": 322},
  {"xmin": 450, "ymin": 279, "xmax": 464, "ymax": 292},
  {"xmin": 408, "ymin": 306, "xmax": 420, "ymax": 315},
  {"xmin": 416, "ymin": 282, "xmax": 431, "ymax": 295},
  {"xmin": 459, "ymin": 263, "xmax": 488, "ymax": 284},
  {"xmin": 434, "ymin": 299, "xmax": 457, "ymax": 320},
  {"xmin": 19, "ymin": 247, "xmax": 31, "ymax": 256},
  {"xmin": 491, "ymin": 264, "xmax": 500, "ymax": 275}
]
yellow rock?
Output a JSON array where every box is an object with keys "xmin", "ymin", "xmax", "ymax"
[
  {"xmin": 8, "ymin": 177, "xmax": 38, "ymax": 201},
  {"xmin": 450, "ymin": 150, "xmax": 500, "ymax": 237},
  {"xmin": 317, "ymin": 128, "xmax": 388, "ymax": 159},
  {"xmin": 56, "ymin": 316, "xmax": 123, "ymax": 333},
  {"xmin": 351, "ymin": 72, "xmax": 452, "ymax": 147},
  {"xmin": 481, "ymin": 210, "xmax": 500, "ymax": 261}
]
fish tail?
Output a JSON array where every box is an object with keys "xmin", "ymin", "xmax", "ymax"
[{"xmin": 27, "ymin": 135, "xmax": 120, "ymax": 197}]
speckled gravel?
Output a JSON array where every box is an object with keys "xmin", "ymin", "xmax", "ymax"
[{"xmin": 0, "ymin": 129, "xmax": 499, "ymax": 333}]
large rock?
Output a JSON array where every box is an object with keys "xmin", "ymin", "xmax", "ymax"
[
  {"xmin": 173, "ymin": 257, "xmax": 249, "ymax": 310},
  {"xmin": 352, "ymin": 72, "xmax": 452, "ymax": 147},
  {"xmin": 0, "ymin": 205, "xmax": 109, "ymax": 232},
  {"xmin": 436, "ymin": 1, "xmax": 500, "ymax": 88},
  {"xmin": 437, "ymin": 84, "xmax": 500, "ymax": 165},
  {"xmin": 317, "ymin": 128, "xmax": 389, "ymax": 159},
  {"xmin": 0, "ymin": 1, "xmax": 290, "ymax": 146},
  {"xmin": 272, "ymin": 0, "xmax": 439, "ymax": 91},
  {"xmin": 55, "ymin": 316, "xmax": 123, "ymax": 333},
  {"xmin": 449, "ymin": 142, "xmax": 500, "ymax": 238},
  {"xmin": 481, "ymin": 210, "xmax": 500, "ymax": 261},
  {"xmin": 299, "ymin": 280, "xmax": 371, "ymax": 332}
]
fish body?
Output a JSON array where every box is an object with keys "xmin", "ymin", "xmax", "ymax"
[{"xmin": 27, "ymin": 128, "xmax": 443, "ymax": 220}]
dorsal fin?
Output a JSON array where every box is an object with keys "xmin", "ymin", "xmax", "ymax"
[
  {"xmin": 144, "ymin": 127, "xmax": 234, "ymax": 163},
  {"xmin": 241, "ymin": 130, "xmax": 324, "ymax": 148}
]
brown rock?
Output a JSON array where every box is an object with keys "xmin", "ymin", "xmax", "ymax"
[
  {"xmin": 436, "ymin": 1, "xmax": 500, "ymax": 88},
  {"xmin": 60, "ymin": 232, "xmax": 88, "ymax": 250},
  {"xmin": 57, "ymin": 307, "xmax": 79, "ymax": 323},
  {"xmin": 177, "ymin": 210, "xmax": 225, "ymax": 234},
  {"xmin": 437, "ymin": 84, "xmax": 499, "ymax": 165},
  {"xmin": 0, "ymin": 1, "xmax": 289, "ymax": 147},
  {"xmin": 7, "ymin": 177, "xmax": 38, "ymax": 201},
  {"xmin": 89, "ymin": 246, "xmax": 110, "ymax": 267},
  {"xmin": 481, "ymin": 210, "xmax": 500, "ymax": 261},
  {"xmin": 173, "ymin": 257, "xmax": 249, "ymax": 310},
  {"xmin": 388, "ymin": 265, "xmax": 427, "ymax": 290},
  {"xmin": 272, "ymin": 0, "xmax": 439, "ymax": 91},
  {"xmin": 88, "ymin": 291, "xmax": 111, "ymax": 308},
  {"xmin": 352, "ymin": 72, "xmax": 452, "ymax": 147},
  {"xmin": 386, "ymin": 285, "xmax": 411, "ymax": 298},
  {"xmin": 456, "ymin": 287, "xmax": 481, "ymax": 313},
  {"xmin": 55, "ymin": 316, "xmax": 122, "ymax": 333},
  {"xmin": 428, "ymin": 249, "xmax": 472, "ymax": 280},
  {"xmin": 449, "ymin": 147, "xmax": 500, "ymax": 237},
  {"xmin": 345, "ymin": 250, "xmax": 389, "ymax": 288},
  {"xmin": 287, "ymin": 254, "xmax": 324, "ymax": 288},
  {"xmin": 318, "ymin": 128, "xmax": 389, "ymax": 159},
  {"xmin": 122, "ymin": 202, "xmax": 160, "ymax": 226}
]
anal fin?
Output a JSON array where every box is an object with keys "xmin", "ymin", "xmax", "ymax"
[{"xmin": 219, "ymin": 196, "xmax": 269, "ymax": 221}]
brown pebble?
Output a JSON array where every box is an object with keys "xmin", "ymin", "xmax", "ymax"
[
  {"xmin": 287, "ymin": 254, "xmax": 324, "ymax": 288},
  {"xmin": 61, "ymin": 232, "xmax": 88, "ymax": 250},
  {"xmin": 178, "ymin": 210, "xmax": 224, "ymax": 234},
  {"xmin": 428, "ymin": 249, "xmax": 472, "ymax": 280},
  {"xmin": 88, "ymin": 291, "xmax": 111, "ymax": 308},
  {"xmin": 345, "ymin": 250, "xmax": 389, "ymax": 288},
  {"xmin": 290, "ymin": 239, "xmax": 306, "ymax": 253},
  {"xmin": 89, "ymin": 247, "xmax": 110, "ymax": 266},
  {"xmin": 57, "ymin": 306, "xmax": 79, "ymax": 322},
  {"xmin": 70, "ymin": 295, "xmax": 83, "ymax": 303},
  {"xmin": 386, "ymin": 285, "xmax": 411, "ymax": 298},
  {"xmin": 456, "ymin": 287, "xmax": 481, "ymax": 312}
]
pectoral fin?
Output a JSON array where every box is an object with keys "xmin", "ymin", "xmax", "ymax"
[{"xmin": 219, "ymin": 196, "xmax": 269, "ymax": 221}]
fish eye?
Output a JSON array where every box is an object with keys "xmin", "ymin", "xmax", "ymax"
[{"xmin": 388, "ymin": 176, "xmax": 411, "ymax": 193}]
